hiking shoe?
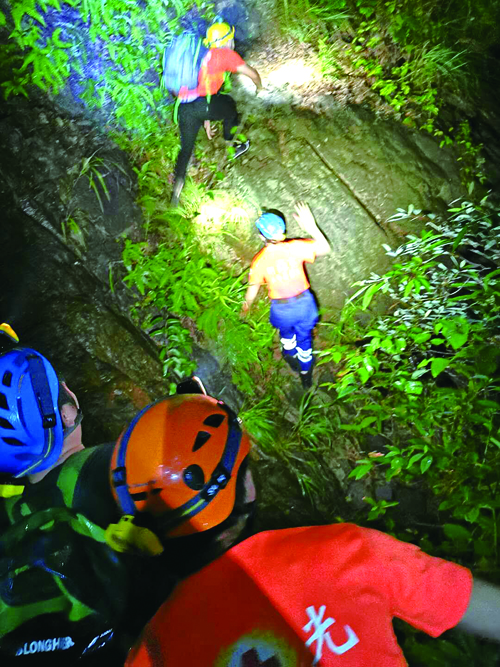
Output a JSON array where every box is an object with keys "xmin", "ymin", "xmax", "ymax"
[
  {"xmin": 283, "ymin": 353, "xmax": 301, "ymax": 373},
  {"xmin": 232, "ymin": 140, "xmax": 250, "ymax": 159},
  {"xmin": 170, "ymin": 178, "xmax": 184, "ymax": 208},
  {"xmin": 300, "ymin": 368, "xmax": 314, "ymax": 390}
]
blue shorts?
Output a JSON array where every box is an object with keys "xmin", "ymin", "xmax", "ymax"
[{"xmin": 270, "ymin": 290, "xmax": 318, "ymax": 371}]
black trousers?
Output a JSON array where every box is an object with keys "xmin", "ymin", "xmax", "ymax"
[{"xmin": 174, "ymin": 94, "xmax": 239, "ymax": 183}]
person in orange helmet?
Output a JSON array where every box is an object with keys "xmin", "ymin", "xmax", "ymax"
[
  {"xmin": 0, "ymin": 378, "xmax": 255, "ymax": 664},
  {"xmin": 108, "ymin": 379, "xmax": 255, "ymax": 549},
  {"xmin": 125, "ymin": 434, "xmax": 500, "ymax": 664}
]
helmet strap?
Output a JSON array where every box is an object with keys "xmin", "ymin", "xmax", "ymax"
[{"xmin": 27, "ymin": 354, "xmax": 57, "ymax": 429}]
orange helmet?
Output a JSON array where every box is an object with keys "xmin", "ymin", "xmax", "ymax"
[{"xmin": 110, "ymin": 394, "xmax": 250, "ymax": 539}]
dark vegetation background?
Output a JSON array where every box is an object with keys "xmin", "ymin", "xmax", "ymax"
[{"xmin": 1, "ymin": 0, "xmax": 500, "ymax": 663}]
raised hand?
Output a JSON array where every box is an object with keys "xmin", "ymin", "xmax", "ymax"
[{"xmin": 293, "ymin": 202, "xmax": 317, "ymax": 235}]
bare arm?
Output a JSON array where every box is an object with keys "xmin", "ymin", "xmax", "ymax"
[
  {"xmin": 457, "ymin": 578, "xmax": 500, "ymax": 642},
  {"xmin": 236, "ymin": 63, "xmax": 263, "ymax": 91},
  {"xmin": 293, "ymin": 202, "xmax": 331, "ymax": 256},
  {"xmin": 242, "ymin": 283, "xmax": 261, "ymax": 313}
]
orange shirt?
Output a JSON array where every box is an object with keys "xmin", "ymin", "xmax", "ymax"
[
  {"xmin": 126, "ymin": 524, "xmax": 472, "ymax": 667},
  {"xmin": 249, "ymin": 240, "xmax": 316, "ymax": 299},
  {"xmin": 197, "ymin": 48, "xmax": 245, "ymax": 97}
]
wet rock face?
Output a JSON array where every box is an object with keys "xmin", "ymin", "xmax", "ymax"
[
  {"xmin": 0, "ymin": 94, "xmax": 169, "ymax": 445},
  {"xmin": 226, "ymin": 85, "xmax": 466, "ymax": 313},
  {"xmin": 0, "ymin": 95, "xmax": 140, "ymax": 291},
  {"xmin": 0, "ymin": 204, "xmax": 167, "ymax": 446},
  {"xmin": 0, "ymin": 93, "xmax": 245, "ymax": 447}
]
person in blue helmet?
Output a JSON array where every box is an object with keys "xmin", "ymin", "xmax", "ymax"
[
  {"xmin": 242, "ymin": 202, "xmax": 330, "ymax": 389},
  {"xmin": 0, "ymin": 343, "xmax": 83, "ymax": 491}
]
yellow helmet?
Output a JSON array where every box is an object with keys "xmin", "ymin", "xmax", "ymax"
[{"xmin": 205, "ymin": 22, "xmax": 235, "ymax": 48}]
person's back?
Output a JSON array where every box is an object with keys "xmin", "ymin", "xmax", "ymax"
[
  {"xmin": 171, "ymin": 22, "xmax": 262, "ymax": 206},
  {"xmin": 126, "ymin": 523, "xmax": 473, "ymax": 666},
  {"xmin": 0, "ymin": 443, "xmax": 117, "ymax": 530},
  {"xmin": 185, "ymin": 46, "xmax": 244, "ymax": 99},
  {"xmin": 249, "ymin": 239, "xmax": 316, "ymax": 299},
  {"xmin": 0, "ymin": 344, "xmax": 131, "ymax": 663}
]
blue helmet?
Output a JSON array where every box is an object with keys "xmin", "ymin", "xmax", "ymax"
[
  {"xmin": 0, "ymin": 348, "xmax": 64, "ymax": 477},
  {"xmin": 255, "ymin": 212, "xmax": 286, "ymax": 240}
]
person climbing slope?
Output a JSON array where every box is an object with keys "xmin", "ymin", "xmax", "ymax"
[
  {"xmin": 170, "ymin": 22, "xmax": 263, "ymax": 206},
  {"xmin": 242, "ymin": 202, "xmax": 330, "ymax": 389},
  {"xmin": 0, "ymin": 346, "xmax": 120, "ymax": 664}
]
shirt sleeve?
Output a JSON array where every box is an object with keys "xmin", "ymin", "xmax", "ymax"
[
  {"xmin": 213, "ymin": 48, "xmax": 245, "ymax": 72},
  {"xmin": 363, "ymin": 526, "xmax": 473, "ymax": 637}
]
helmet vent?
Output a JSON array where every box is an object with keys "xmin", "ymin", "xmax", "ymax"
[
  {"xmin": 0, "ymin": 417, "xmax": 14, "ymax": 430},
  {"xmin": 2, "ymin": 371, "xmax": 12, "ymax": 387},
  {"xmin": 192, "ymin": 430, "xmax": 211, "ymax": 452},
  {"xmin": 203, "ymin": 414, "xmax": 225, "ymax": 428},
  {"xmin": 3, "ymin": 437, "xmax": 23, "ymax": 445},
  {"xmin": 183, "ymin": 464, "xmax": 205, "ymax": 491},
  {"xmin": 0, "ymin": 393, "xmax": 7, "ymax": 410}
]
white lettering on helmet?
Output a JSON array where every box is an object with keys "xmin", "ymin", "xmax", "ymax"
[{"xmin": 15, "ymin": 636, "xmax": 74, "ymax": 655}]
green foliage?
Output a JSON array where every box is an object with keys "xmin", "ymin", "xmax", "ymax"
[
  {"xmin": 280, "ymin": 0, "xmax": 350, "ymax": 31},
  {"xmin": 122, "ymin": 228, "xmax": 275, "ymax": 385},
  {"xmin": 280, "ymin": 0, "xmax": 490, "ymax": 189},
  {"xmin": 362, "ymin": 496, "xmax": 399, "ymax": 520},
  {"xmin": 119, "ymin": 136, "xmax": 275, "ymax": 388},
  {"xmin": 399, "ymin": 621, "xmax": 500, "ymax": 666},
  {"xmin": 1, "ymin": 0, "xmax": 210, "ymax": 137},
  {"xmin": 290, "ymin": 391, "xmax": 337, "ymax": 451},
  {"xmin": 78, "ymin": 155, "xmax": 112, "ymax": 212},
  {"xmin": 239, "ymin": 397, "xmax": 280, "ymax": 452},
  {"xmin": 319, "ymin": 196, "xmax": 500, "ymax": 570},
  {"xmin": 61, "ymin": 215, "xmax": 85, "ymax": 248}
]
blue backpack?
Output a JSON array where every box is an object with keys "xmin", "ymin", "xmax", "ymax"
[{"xmin": 161, "ymin": 33, "xmax": 209, "ymax": 103}]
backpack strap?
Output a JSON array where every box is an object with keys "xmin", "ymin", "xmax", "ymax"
[
  {"xmin": 173, "ymin": 96, "xmax": 182, "ymax": 124},
  {"xmin": 173, "ymin": 50, "xmax": 213, "ymax": 124},
  {"xmin": 0, "ymin": 506, "xmax": 107, "ymax": 555}
]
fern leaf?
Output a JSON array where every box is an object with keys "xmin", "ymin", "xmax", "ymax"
[
  {"xmin": 52, "ymin": 27, "xmax": 71, "ymax": 49},
  {"xmin": 25, "ymin": 7, "xmax": 47, "ymax": 27}
]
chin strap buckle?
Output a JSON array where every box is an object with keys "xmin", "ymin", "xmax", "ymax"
[{"xmin": 105, "ymin": 515, "xmax": 164, "ymax": 556}]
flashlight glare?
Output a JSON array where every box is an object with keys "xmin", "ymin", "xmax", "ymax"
[{"xmin": 267, "ymin": 59, "xmax": 317, "ymax": 87}]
